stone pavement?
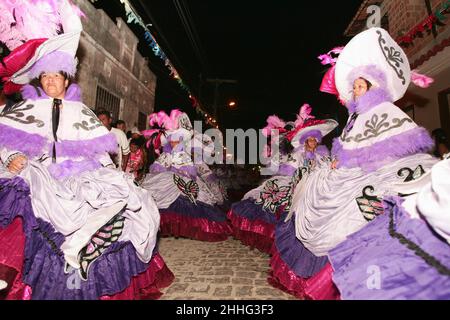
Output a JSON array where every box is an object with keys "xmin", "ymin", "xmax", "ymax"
[{"xmin": 158, "ymin": 237, "xmax": 298, "ymax": 300}]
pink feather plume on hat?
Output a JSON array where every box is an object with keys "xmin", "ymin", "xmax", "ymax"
[
  {"xmin": 262, "ymin": 115, "xmax": 286, "ymax": 137},
  {"xmin": 294, "ymin": 103, "xmax": 315, "ymax": 128},
  {"xmin": 149, "ymin": 111, "xmax": 170, "ymax": 127},
  {"xmin": 318, "ymin": 47, "xmax": 344, "ymax": 66},
  {"xmin": 165, "ymin": 109, "xmax": 183, "ymax": 130},
  {"xmin": 411, "ymin": 70, "xmax": 434, "ymax": 88},
  {"xmin": 318, "ymin": 46, "xmax": 345, "ymax": 105},
  {"xmin": 145, "ymin": 109, "xmax": 184, "ymax": 131}
]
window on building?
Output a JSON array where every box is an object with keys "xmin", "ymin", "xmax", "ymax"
[
  {"xmin": 95, "ymin": 85, "xmax": 121, "ymax": 122},
  {"xmin": 138, "ymin": 111, "xmax": 147, "ymax": 131}
]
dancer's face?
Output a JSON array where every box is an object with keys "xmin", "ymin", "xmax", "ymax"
[
  {"xmin": 353, "ymin": 78, "xmax": 369, "ymax": 100},
  {"xmin": 305, "ymin": 137, "xmax": 318, "ymax": 151},
  {"xmin": 170, "ymin": 140, "xmax": 180, "ymax": 149},
  {"xmin": 130, "ymin": 143, "xmax": 139, "ymax": 153},
  {"xmin": 40, "ymin": 72, "xmax": 68, "ymax": 99}
]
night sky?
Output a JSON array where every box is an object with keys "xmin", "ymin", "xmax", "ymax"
[{"xmin": 93, "ymin": 0, "xmax": 364, "ymax": 131}]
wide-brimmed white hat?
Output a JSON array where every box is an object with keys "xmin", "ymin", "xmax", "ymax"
[
  {"xmin": 335, "ymin": 27, "xmax": 411, "ymax": 103},
  {"xmin": 9, "ymin": 0, "xmax": 82, "ymax": 84},
  {"xmin": 290, "ymin": 119, "xmax": 338, "ymax": 149},
  {"xmin": 10, "ymin": 31, "xmax": 80, "ymax": 84}
]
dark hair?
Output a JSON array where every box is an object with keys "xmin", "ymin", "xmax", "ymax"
[
  {"xmin": 130, "ymin": 136, "xmax": 145, "ymax": 148},
  {"xmin": 359, "ymin": 77, "xmax": 372, "ymax": 90},
  {"xmin": 116, "ymin": 120, "xmax": 126, "ymax": 126},
  {"xmin": 96, "ymin": 109, "xmax": 112, "ymax": 119},
  {"xmin": 432, "ymin": 128, "xmax": 448, "ymax": 141},
  {"xmin": 431, "ymin": 128, "xmax": 450, "ymax": 157},
  {"xmin": 38, "ymin": 71, "xmax": 70, "ymax": 81},
  {"xmin": 130, "ymin": 138, "xmax": 140, "ymax": 146}
]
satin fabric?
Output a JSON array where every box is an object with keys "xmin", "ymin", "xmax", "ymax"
[{"xmin": 292, "ymin": 153, "xmax": 437, "ymax": 257}]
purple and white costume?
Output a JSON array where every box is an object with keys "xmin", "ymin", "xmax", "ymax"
[
  {"xmin": 228, "ymin": 110, "xmax": 337, "ymax": 254},
  {"xmin": 0, "ymin": 92, "xmax": 172, "ymax": 298},
  {"xmin": 0, "ymin": 7, "xmax": 173, "ymax": 299},
  {"xmin": 329, "ymin": 156, "xmax": 450, "ymax": 299},
  {"xmin": 291, "ymin": 28, "xmax": 437, "ymax": 257},
  {"xmin": 140, "ymin": 112, "xmax": 231, "ymax": 241},
  {"xmin": 268, "ymin": 28, "xmax": 438, "ymax": 300}
]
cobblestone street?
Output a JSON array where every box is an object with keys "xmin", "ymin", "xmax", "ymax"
[{"xmin": 159, "ymin": 237, "xmax": 297, "ymax": 300}]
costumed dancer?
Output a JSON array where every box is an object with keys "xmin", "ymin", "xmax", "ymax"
[
  {"xmin": 269, "ymin": 27, "xmax": 438, "ymax": 300},
  {"xmin": 0, "ymin": 0, "xmax": 173, "ymax": 300},
  {"xmin": 227, "ymin": 106, "xmax": 336, "ymax": 254},
  {"xmin": 268, "ymin": 115, "xmax": 338, "ymax": 298},
  {"xmin": 141, "ymin": 110, "xmax": 231, "ymax": 241}
]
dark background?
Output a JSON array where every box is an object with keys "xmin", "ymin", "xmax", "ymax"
[{"xmin": 92, "ymin": 0, "xmax": 363, "ymax": 133}]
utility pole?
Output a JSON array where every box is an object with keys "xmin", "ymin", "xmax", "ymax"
[{"xmin": 206, "ymin": 78, "xmax": 238, "ymax": 120}]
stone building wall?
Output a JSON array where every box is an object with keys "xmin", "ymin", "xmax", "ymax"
[{"xmin": 73, "ymin": 0, "xmax": 156, "ymax": 130}]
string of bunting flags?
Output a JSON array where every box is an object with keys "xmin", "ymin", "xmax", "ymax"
[
  {"xmin": 397, "ymin": 0, "xmax": 449, "ymax": 46},
  {"xmin": 90, "ymin": 0, "xmax": 220, "ymax": 128},
  {"xmin": 119, "ymin": 0, "xmax": 220, "ymax": 128}
]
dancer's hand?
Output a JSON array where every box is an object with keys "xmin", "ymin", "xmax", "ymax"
[
  {"xmin": 0, "ymin": 279, "xmax": 8, "ymax": 291},
  {"xmin": 331, "ymin": 159, "xmax": 339, "ymax": 169},
  {"xmin": 7, "ymin": 155, "xmax": 28, "ymax": 174}
]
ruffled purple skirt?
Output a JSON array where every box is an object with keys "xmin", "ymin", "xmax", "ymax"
[
  {"xmin": 0, "ymin": 177, "xmax": 174, "ymax": 300},
  {"xmin": 227, "ymin": 199, "xmax": 282, "ymax": 254},
  {"xmin": 268, "ymin": 212, "xmax": 338, "ymax": 299},
  {"xmin": 329, "ymin": 196, "xmax": 450, "ymax": 300}
]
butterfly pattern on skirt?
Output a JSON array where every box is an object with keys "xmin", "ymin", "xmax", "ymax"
[
  {"xmin": 70, "ymin": 214, "xmax": 126, "ymax": 281},
  {"xmin": 255, "ymin": 179, "xmax": 292, "ymax": 214},
  {"xmin": 356, "ymin": 186, "xmax": 384, "ymax": 222},
  {"xmin": 173, "ymin": 174, "xmax": 199, "ymax": 204}
]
